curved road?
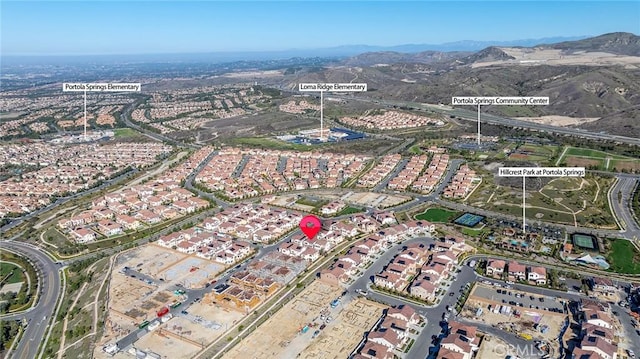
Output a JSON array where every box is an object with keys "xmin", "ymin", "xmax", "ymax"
[
  {"xmin": 609, "ymin": 176, "xmax": 640, "ymax": 238},
  {"xmin": 1, "ymin": 241, "xmax": 62, "ymax": 359}
]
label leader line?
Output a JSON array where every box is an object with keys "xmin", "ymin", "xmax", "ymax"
[
  {"xmin": 298, "ymin": 82, "xmax": 368, "ymax": 141},
  {"xmin": 451, "ymin": 96, "xmax": 550, "ymax": 147},
  {"xmin": 498, "ymin": 166, "xmax": 584, "ymax": 233},
  {"xmin": 62, "ymin": 82, "xmax": 142, "ymax": 140}
]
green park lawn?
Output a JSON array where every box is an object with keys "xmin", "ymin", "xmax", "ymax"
[
  {"xmin": 415, "ymin": 208, "xmax": 458, "ymax": 223},
  {"xmin": 0, "ymin": 262, "xmax": 24, "ymax": 284},
  {"xmin": 607, "ymin": 239, "xmax": 640, "ymax": 274}
]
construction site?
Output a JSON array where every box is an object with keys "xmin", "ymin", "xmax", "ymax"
[
  {"xmin": 461, "ymin": 284, "xmax": 568, "ymax": 357},
  {"xmin": 96, "ymin": 244, "xmax": 233, "ymax": 359},
  {"xmin": 296, "ymin": 298, "xmax": 387, "ymax": 358},
  {"xmin": 128, "ymin": 244, "xmax": 223, "ymax": 288},
  {"xmin": 221, "ymin": 281, "xmax": 345, "ymax": 359}
]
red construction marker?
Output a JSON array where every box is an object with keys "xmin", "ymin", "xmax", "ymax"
[{"xmin": 300, "ymin": 215, "xmax": 321, "ymax": 240}]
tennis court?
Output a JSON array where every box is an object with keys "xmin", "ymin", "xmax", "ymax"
[
  {"xmin": 454, "ymin": 213, "xmax": 485, "ymax": 227},
  {"xmin": 571, "ymin": 233, "xmax": 598, "ymax": 250}
]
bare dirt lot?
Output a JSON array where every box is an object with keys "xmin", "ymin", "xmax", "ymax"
[
  {"xmin": 102, "ymin": 244, "xmax": 226, "ymax": 354},
  {"xmin": 221, "ymin": 280, "xmax": 343, "ymax": 359},
  {"xmin": 119, "ymin": 244, "xmax": 186, "ymax": 278},
  {"xmin": 462, "ymin": 285, "xmax": 567, "ymax": 344},
  {"xmin": 132, "ymin": 324, "xmax": 203, "ymax": 359},
  {"xmin": 119, "ymin": 244, "xmax": 223, "ymax": 289},
  {"xmin": 514, "ymin": 116, "xmax": 599, "ymax": 127},
  {"xmin": 200, "ymin": 110, "xmax": 316, "ymax": 139},
  {"xmin": 157, "ymin": 256, "xmax": 222, "ymax": 289},
  {"xmin": 342, "ymin": 191, "xmax": 411, "ymax": 209},
  {"xmin": 266, "ymin": 191, "xmax": 411, "ymax": 211},
  {"xmin": 296, "ymin": 298, "xmax": 387, "ymax": 359},
  {"xmin": 109, "ymin": 273, "xmax": 169, "ymax": 324}
]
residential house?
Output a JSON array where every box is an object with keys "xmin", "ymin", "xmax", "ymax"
[
  {"xmin": 485, "ymin": 259, "xmax": 505, "ymax": 279},
  {"xmin": 528, "ymin": 266, "xmax": 547, "ymax": 285},
  {"xmin": 507, "ymin": 261, "xmax": 526, "ymax": 282}
]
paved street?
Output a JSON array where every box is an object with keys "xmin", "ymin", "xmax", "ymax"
[
  {"xmin": 344, "ymin": 242, "xmax": 640, "ymax": 359},
  {"xmin": 113, "ymin": 228, "xmax": 298, "ymax": 351},
  {"xmin": 1, "ymin": 241, "xmax": 61, "ymax": 359},
  {"xmin": 609, "ymin": 176, "xmax": 640, "ymax": 238},
  {"xmin": 374, "ymin": 157, "xmax": 409, "ymax": 191}
]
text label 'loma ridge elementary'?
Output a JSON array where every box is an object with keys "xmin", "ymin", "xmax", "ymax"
[{"xmin": 299, "ymin": 83, "xmax": 367, "ymax": 92}]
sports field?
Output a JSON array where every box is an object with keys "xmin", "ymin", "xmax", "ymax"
[
  {"xmin": 415, "ymin": 208, "xmax": 458, "ymax": 223},
  {"xmin": 571, "ymin": 233, "xmax": 597, "ymax": 250},
  {"xmin": 508, "ymin": 143, "xmax": 557, "ymax": 162},
  {"xmin": 454, "ymin": 213, "xmax": 485, "ymax": 227},
  {"xmin": 558, "ymin": 146, "xmax": 640, "ymax": 172}
]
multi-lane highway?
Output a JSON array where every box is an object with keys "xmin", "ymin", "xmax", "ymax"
[
  {"xmin": 1, "ymin": 241, "xmax": 62, "ymax": 359},
  {"xmin": 326, "ymin": 93, "xmax": 640, "ymax": 147}
]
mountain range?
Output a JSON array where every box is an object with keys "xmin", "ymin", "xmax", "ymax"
[{"xmin": 282, "ymin": 32, "xmax": 640, "ymax": 137}]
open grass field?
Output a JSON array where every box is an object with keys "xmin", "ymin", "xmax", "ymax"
[
  {"xmin": 230, "ymin": 137, "xmax": 316, "ymax": 151},
  {"xmin": 564, "ymin": 147, "xmax": 628, "ymax": 159},
  {"xmin": 336, "ymin": 206, "xmax": 364, "ymax": 216},
  {"xmin": 610, "ymin": 159, "xmax": 640, "ymax": 172},
  {"xmin": 558, "ymin": 146, "xmax": 640, "ymax": 172},
  {"xmin": 461, "ymin": 227, "xmax": 490, "ymax": 238},
  {"xmin": 606, "ymin": 239, "xmax": 640, "ymax": 274},
  {"xmin": 0, "ymin": 262, "xmax": 24, "ymax": 284},
  {"xmin": 415, "ymin": 208, "xmax": 459, "ymax": 222},
  {"xmin": 113, "ymin": 127, "xmax": 139, "ymax": 137}
]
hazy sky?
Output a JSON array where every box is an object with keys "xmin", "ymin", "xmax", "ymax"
[{"xmin": 2, "ymin": 1, "xmax": 639, "ymax": 55}]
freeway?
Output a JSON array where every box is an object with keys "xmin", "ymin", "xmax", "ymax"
[
  {"xmin": 326, "ymin": 94, "xmax": 640, "ymax": 147},
  {"xmin": 1, "ymin": 241, "xmax": 62, "ymax": 359}
]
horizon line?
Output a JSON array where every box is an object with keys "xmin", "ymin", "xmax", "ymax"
[{"xmin": 1, "ymin": 33, "xmax": 618, "ymax": 58}]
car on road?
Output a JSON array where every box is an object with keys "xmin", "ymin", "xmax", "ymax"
[
  {"xmin": 628, "ymin": 349, "xmax": 636, "ymax": 358},
  {"xmin": 449, "ymin": 292, "xmax": 455, "ymax": 296}
]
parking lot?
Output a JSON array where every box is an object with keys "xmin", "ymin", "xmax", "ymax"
[{"xmin": 472, "ymin": 284, "xmax": 566, "ymax": 314}]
